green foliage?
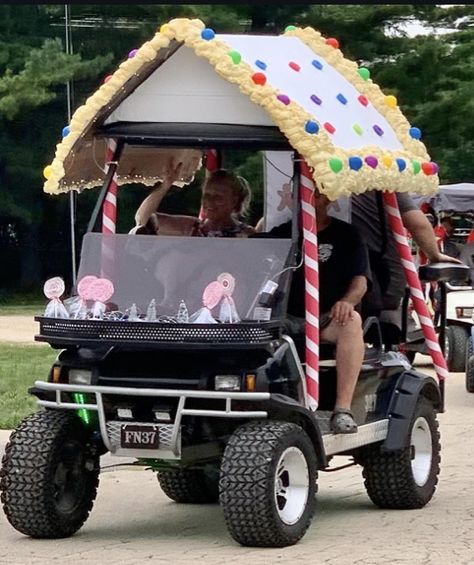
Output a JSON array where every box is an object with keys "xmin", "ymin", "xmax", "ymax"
[{"xmin": 0, "ymin": 39, "xmax": 111, "ymax": 120}]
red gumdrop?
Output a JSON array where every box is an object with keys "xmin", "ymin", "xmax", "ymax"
[
  {"xmin": 422, "ymin": 162, "xmax": 434, "ymax": 175},
  {"xmin": 103, "ymin": 75, "xmax": 113, "ymax": 83},
  {"xmin": 325, "ymin": 38, "xmax": 339, "ymax": 49},
  {"xmin": 289, "ymin": 61, "xmax": 301, "ymax": 71},
  {"xmin": 358, "ymin": 95, "xmax": 369, "ymax": 106},
  {"xmin": 252, "ymin": 72, "xmax": 267, "ymax": 86}
]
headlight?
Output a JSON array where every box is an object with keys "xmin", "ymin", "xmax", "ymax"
[
  {"xmin": 215, "ymin": 375, "xmax": 241, "ymax": 391},
  {"xmin": 68, "ymin": 369, "xmax": 92, "ymax": 385}
]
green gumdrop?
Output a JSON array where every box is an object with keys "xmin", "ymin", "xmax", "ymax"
[
  {"xmin": 353, "ymin": 123, "xmax": 363, "ymax": 136},
  {"xmin": 329, "ymin": 158, "xmax": 343, "ymax": 173},
  {"xmin": 412, "ymin": 160, "xmax": 421, "ymax": 174},
  {"xmin": 285, "ymin": 25, "xmax": 297, "ymax": 32},
  {"xmin": 358, "ymin": 67, "xmax": 370, "ymax": 81},
  {"xmin": 228, "ymin": 50, "xmax": 241, "ymax": 64}
]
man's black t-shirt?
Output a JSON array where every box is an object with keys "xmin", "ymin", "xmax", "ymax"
[{"xmin": 267, "ymin": 218, "xmax": 370, "ymax": 317}]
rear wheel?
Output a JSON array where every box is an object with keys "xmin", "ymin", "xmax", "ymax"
[
  {"xmin": 445, "ymin": 325, "xmax": 468, "ymax": 372},
  {"xmin": 359, "ymin": 397, "xmax": 440, "ymax": 509},
  {"xmin": 219, "ymin": 421, "xmax": 317, "ymax": 547},
  {"xmin": 157, "ymin": 467, "xmax": 219, "ymax": 503},
  {"xmin": 0, "ymin": 410, "xmax": 100, "ymax": 538}
]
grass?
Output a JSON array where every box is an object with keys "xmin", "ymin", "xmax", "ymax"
[
  {"xmin": 0, "ymin": 303, "xmax": 44, "ymax": 316},
  {"xmin": 0, "ymin": 344, "xmax": 57, "ymax": 429}
]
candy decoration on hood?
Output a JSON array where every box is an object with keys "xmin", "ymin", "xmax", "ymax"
[
  {"xmin": 217, "ymin": 273, "xmax": 240, "ymax": 323},
  {"xmin": 43, "ymin": 277, "xmax": 69, "ymax": 319}
]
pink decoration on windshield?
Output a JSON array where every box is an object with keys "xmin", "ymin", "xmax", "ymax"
[
  {"xmin": 202, "ymin": 280, "xmax": 224, "ymax": 309},
  {"xmin": 77, "ymin": 275, "xmax": 98, "ymax": 301},
  {"xmin": 43, "ymin": 277, "xmax": 65, "ymax": 299},
  {"xmin": 89, "ymin": 278, "xmax": 115, "ymax": 303}
]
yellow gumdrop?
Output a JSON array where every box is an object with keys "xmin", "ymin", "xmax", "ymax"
[
  {"xmin": 160, "ymin": 24, "xmax": 169, "ymax": 34},
  {"xmin": 43, "ymin": 165, "xmax": 53, "ymax": 179},
  {"xmin": 385, "ymin": 95, "xmax": 397, "ymax": 109},
  {"xmin": 382, "ymin": 155, "xmax": 393, "ymax": 168}
]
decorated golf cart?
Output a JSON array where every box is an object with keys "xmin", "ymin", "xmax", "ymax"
[{"xmin": 1, "ymin": 19, "xmax": 466, "ymax": 547}]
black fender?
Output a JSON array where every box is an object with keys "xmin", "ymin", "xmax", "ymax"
[
  {"xmin": 383, "ymin": 370, "xmax": 441, "ymax": 452},
  {"xmin": 266, "ymin": 393, "xmax": 327, "ymax": 469}
]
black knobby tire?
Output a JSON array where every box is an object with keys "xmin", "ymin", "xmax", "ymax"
[
  {"xmin": 465, "ymin": 337, "xmax": 474, "ymax": 393},
  {"xmin": 359, "ymin": 397, "xmax": 440, "ymax": 509},
  {"xmin": 445, "ymin": 325, "xmax": 468, "ymax": 372},
  {"xmin": 157, "ymin": 467, "xmax": 219, "ymax": 503},
  {"xmin": 0, "ymin": 410, "xmax": 100, "ymax": 538},
  {"xmin": 219, "ymin": 421, "xmax": 317, "ymax": 548}
]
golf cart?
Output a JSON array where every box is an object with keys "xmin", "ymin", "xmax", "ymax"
[
  {"xmin": 0, "ymin": 19, "xmax": 457, "ymax": 547},
  {"xmin": 410, "ymin": 183, "xmax": 474, "ymax": 373}
]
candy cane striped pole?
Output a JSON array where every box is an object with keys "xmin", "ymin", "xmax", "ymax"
[
  {"xmin": 101, "ymin": 138, "xmax": 119, "ymax": 279},
  {"xmin": 299, "ymin": 158, "xmax": 319, "ymax": 410},
  {"xmin": 383, "ymin": 191, "xmax": 449, "ymax": 381},
  {"xmin": 199, "ymin": 149, "xmax": 221, "ymax": 220}
]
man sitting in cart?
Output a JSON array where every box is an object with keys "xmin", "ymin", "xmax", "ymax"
[
  {"xmin": 132, "ymin": 161, "xmax": 255, "ymax": 237},
  {"xmin": 259, "ymin": 184, "xmax": 370, "ymax": 434}
]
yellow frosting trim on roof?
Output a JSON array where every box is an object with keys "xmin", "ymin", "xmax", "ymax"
[{"xmin": 44, "ymin": 18, "xmax": 439, "ymax": 199}]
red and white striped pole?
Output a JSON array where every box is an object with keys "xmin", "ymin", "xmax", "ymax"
[
  {"xmin": 299, "ymin": 158, "xmax": 320, "ymax": 410},
  {"xmin": 101, "ymin": 138, "xmax": 119, "ymax": 279},
  {"xmin": 199, "ymin": 149, "xmax": 221, "ymax": 220},
  {"xmin": 383, "ymin": 192, "xmax": 449, "ymax": 381}
]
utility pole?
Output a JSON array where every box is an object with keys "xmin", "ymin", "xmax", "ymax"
[{"xmin": 64, "ymin": 4, "xmax": 77, "ymax": 287}]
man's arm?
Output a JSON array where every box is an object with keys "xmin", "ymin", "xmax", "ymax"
[
  {"xmin": 331, "ymin": 275, "xmax": 367, "ymax": 325},
  {"xmin": 402, "ymin": 209, "xmax": 462, "ymax": 264}
]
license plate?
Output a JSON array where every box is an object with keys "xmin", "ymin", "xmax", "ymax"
[{"xmin": 121, "ymin": 424, "xmax": 160, "ymax": 449}]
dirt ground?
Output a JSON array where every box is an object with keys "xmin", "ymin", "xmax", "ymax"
[
  {"xmin": 0, "ymin": 316, "xmax": 39, "ymax": 344},
  {"xmin": 1, "ymin": 318, "xmax": 474, "ymax": 563}
]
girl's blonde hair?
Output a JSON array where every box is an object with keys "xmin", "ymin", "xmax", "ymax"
[{"xmin": 203, "ymin": 169, "xmax": 252, "ymax": 217}]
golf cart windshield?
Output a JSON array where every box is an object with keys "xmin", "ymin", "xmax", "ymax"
[{"xmin": 77, "ymin": 233, "xmax": 292, "ymax": 322}]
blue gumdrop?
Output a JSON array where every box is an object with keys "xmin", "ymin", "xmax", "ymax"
[
  {"xmin": 396, "ymin": 158, "xmax": 407, "ymax": 172},
  {"xmin": 305, "ymin": 121, "xmax": 319, "ymax": 134},
  {"xmin": 349, "ymin": 156, "xmax": 363, "ymax": 171},
  {"xmin": 201, "ymin": 28, "xmax": 215, "ymax": 40},
  {"xmin": 62, "ymin": 126, "xmax": 70, "ymax": 137},
  {"xmin": 255, "ymin": 59, "xmax": 267, "ymax": 70},
  {"xmin": 409, "ymin": 126, "xmax": 422, "ymax": 140},
  {"xmin": 312, "ymin": 59, "xmax": 323, "ymax": 70}
]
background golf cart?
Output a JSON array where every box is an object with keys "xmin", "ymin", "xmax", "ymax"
[
  {"xmin": 0, "ymin": 18, "xmax": 450, "ymax": 548},
  {"xmin": 411, "ymin": 183, "xmax": 474, "ymax": 372}
]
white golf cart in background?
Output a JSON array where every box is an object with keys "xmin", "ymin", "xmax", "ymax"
[{"xmin": 412, "ymin": 183, "xmax": 474, "ymax": 375}]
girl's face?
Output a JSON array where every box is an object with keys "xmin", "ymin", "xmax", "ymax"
[{"xmin": 201, "ymin": 181, "xmax": 239, "ymax": 224}]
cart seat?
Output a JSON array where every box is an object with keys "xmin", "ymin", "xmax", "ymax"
[{"xmin": 419, "ymin": 262, "xmax": 470, "ymax": 283}]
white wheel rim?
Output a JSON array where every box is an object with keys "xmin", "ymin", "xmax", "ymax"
[
  {"xmin": 274, "ymin": 447, "xmax": 309, "ymax": 525},
  {"xmin": 411, "ymin": 417, "xmax": 433, "ymax": 486}
]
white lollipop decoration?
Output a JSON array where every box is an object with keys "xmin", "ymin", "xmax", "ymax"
[
  {"xmin": 217, "ymin": 272, "xmax": 240, "ymax": 323},
  {"xmin": 43, "ymin": 277, "xmax": 69, "ymax": 318}
]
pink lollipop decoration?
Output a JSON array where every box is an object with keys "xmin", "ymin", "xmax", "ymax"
[
  {"xmin": 202, "ymin": 280, "xmax": 224, "ymax": 310},
  {"xmin": 217, "ymin": 273, "xmax": 235, "ymax": 296},
  {"xmin": 89, "ymin": 278, "xmax": 115, "ymax": 303},
  {"xmin": 43, "ymin": 277, "xmax": 65, "ymax": 299},
  {"xmin": 77, "ymin": 275, "xmax": 98, "ymax": 301}
]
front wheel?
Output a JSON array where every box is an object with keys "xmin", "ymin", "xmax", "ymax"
[
  {"xmin": 465, "ymin": 337, "xmax": 474, "ymax": 393},
  {"xmin": 0, "ymin": 411, "xmax": 100, "ymax": 538},
  {"xmin": 219, "ymin": 421, "xmax": 317, "ymax": 548},
  {"xmin": 445, "ymin": 325, "xmax": 468, "ymax": 372},
  {"xmin": 358, "ymin": 397, "xmax": 440, "ymax": 509}
]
